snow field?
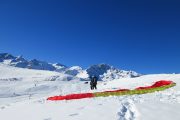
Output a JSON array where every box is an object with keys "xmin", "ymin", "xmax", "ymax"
[{"xmin": 0, "ymin": 64, "xmax": 180, "ymax": 120}]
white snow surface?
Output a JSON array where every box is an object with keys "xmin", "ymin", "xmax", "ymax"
[{"xmin": 0, "ymin": 63, "xmax": 180, "ymax": 120}]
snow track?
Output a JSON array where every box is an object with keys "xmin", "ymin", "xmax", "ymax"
[{"xmin": 118, "ymin": 100, "xmax": 139, "ymax": 120}]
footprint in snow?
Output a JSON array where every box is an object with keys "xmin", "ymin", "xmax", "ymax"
[
  {"xmin": 117, "ymin": 100, "xmax": 139, "ymax": 120},
  {"xmin": 36, "ymin": 99, "xmax": 46, "ymax": 104},
  {"xmin": 0, "ymin": 106, "xmax": 5, "ymax": 110},
  {"xmin": 0, "ymin": 104, "xmax": 11, "ymax": 110},
  {"xmin": 69, "ymin": 113, "xmax": 79, "ymax": 117},
  {"xmin": 44, "ymin": 118, "xmax": 51, "ymax": 120}
]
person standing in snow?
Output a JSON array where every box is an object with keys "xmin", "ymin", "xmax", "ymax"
[{"xmin": 90, "ymin": 76, "xmax": 98, "ymax": 90}]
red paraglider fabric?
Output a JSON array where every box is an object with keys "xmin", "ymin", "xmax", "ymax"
[
  {"xmin": 135, "ymin": 80, "xmax": 173, "ymax": 90},
  {"xmin": 47, "ymin": 93, "xmax": 94, "ymax": 101}
]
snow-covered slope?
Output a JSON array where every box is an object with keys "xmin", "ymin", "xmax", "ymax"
[
  {"xmin": 0, "ymin": 64, "xmax": 180, "ymax": 120},
  {"xmin": 0, "ymin": 64, "xmax": 82, "ymax": 101},
  {"xmin": 0, "ymin": 63, "xmax": 60, "ymax": 80}
]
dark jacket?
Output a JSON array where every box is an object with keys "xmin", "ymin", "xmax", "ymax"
[{"xmin": 90, "ymin": 76, "xmax": 97, "ymax": 86}]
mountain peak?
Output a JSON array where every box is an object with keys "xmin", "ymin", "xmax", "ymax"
[
  {"xmin": 86, "ymin": 63, "xmax": 141, "ymax": 80},
  {"xmin": 86, "ymin": 63, "xmax": 113, "ymax": 77},
  {"xmin": 0, "ymin": 53, "xmax": 16, "ymax": 60}
]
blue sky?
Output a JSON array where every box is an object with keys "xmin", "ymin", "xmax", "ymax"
[{"xmin": 0, "ymin": 0, "xmax": 180, "ymax": 74}]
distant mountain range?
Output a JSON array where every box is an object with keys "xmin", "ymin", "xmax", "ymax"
[
  {"xmin": 0, "ymin": 53, "xmax": 66, "ymax": 71},
  {"xmin": 0, "ymin": 53, "xmax": 141, "ymax": 80}
]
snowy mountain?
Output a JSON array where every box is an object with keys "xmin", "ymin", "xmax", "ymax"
[
  {"xmin": 86, "ymin": 64, "xmax": 141, "ymax": 80},
  {"xmin": 0, "ymin": 53, "xmax": 141, "ymax": 81},
  {"xmin": 65, "ymin": 66, "xmax": 83, "ymax": 76},
  {"xmin": 0, "ymin": 53, "xmax": 66, "ymax": 71},
  {"xmin": 86, "ymin": 64, "xmax": 111, "ymax": 77},
  {"xmin": 64, "ymin": 64, "xmax": 141, "ymax": 80}
]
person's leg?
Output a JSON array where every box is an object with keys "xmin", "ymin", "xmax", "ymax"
[
  {"xmin": 93, "ymin": 84, "xmax": 96, "ymax": 90},
  {"xmin": 94, "ymin": 85, "xmax": 97, "ymax": 89},
  {"xmin": 91, "ymin": 85, "xmax": 93, "ymax": 90}
]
